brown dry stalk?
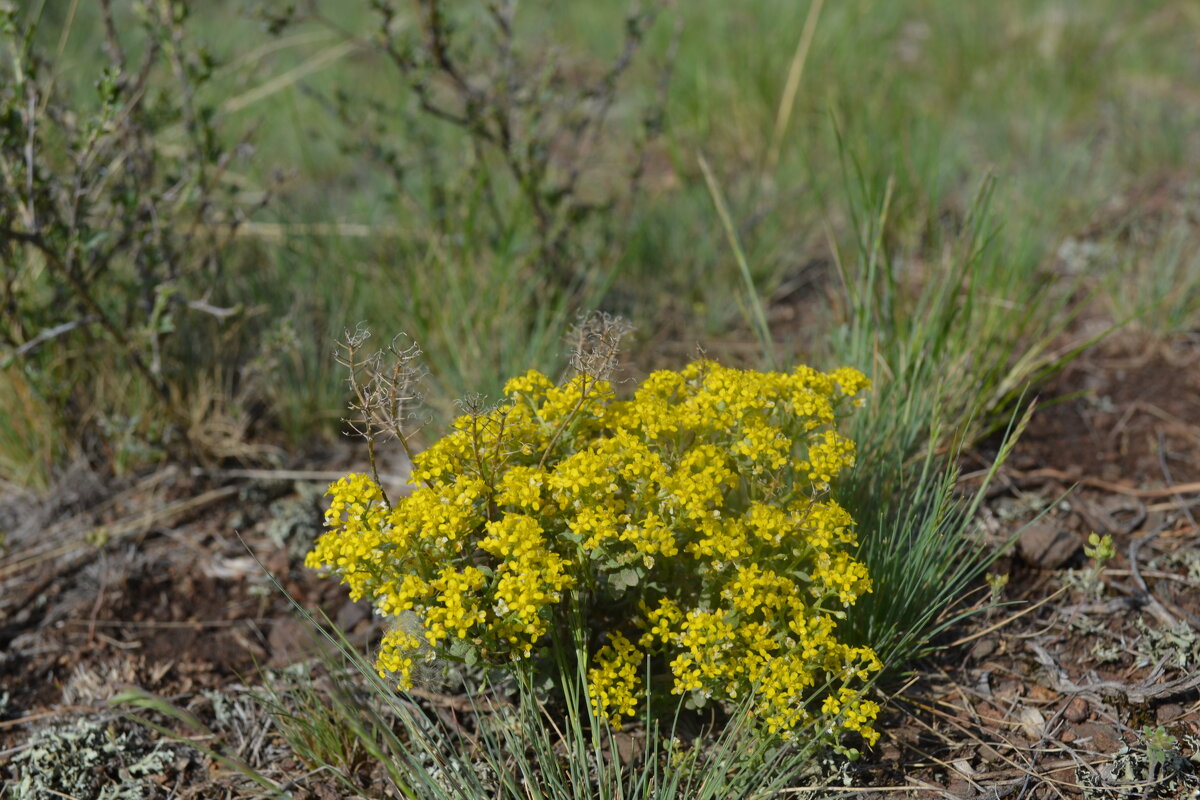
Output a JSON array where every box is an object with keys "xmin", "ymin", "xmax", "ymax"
[{"xmin": 1008, "ymin": 467, "xmax": 1200, "ymax": 498}]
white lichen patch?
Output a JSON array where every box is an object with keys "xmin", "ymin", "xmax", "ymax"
[{"xmin": 8, "ymin": 717, "xmax": 198, "ymax": 800}]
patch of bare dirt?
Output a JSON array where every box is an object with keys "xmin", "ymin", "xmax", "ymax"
[
  {"xmin": 1016, "ymin": 334, "xmax": 1200, "ymax": 486},
  {"xmin": 0, "ymin": 453, "xmax": 384, "ymax": 794},
  {"xmin": 863, "ymin": 330, "xmax": 1200, "ymax": 799}
]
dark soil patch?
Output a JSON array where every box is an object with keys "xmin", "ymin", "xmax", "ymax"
[
  {"xmin": 0, "ymin": 459, "xmax": 384, "ymax": 795},
  {"xmin": 1016, "ymin": 333, "xmax": 1200, "ymax": 486}
]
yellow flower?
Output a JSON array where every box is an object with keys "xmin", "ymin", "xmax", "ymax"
[
  {"xmin": 377, "ymin": 627, "xmax": 424, "ymax": 690},
  {"xmin": 495, "ymin": 465, "xmax": 548, "ymax": 511},
  {"xmin": 587, "ymin": 632, "xmax": 643, "ymax": 726},
  {"xmin": 308, "ymin": 357, "xmax": 881, "ymax": 747}
]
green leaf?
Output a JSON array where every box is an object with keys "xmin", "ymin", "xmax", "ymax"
[
  {"xmin": 82, "ymin": 231, "xmax": 111, "ymax": 252},
  {"xmin": 448, "ymin": 638, "xmax": 476, "ymax": 665},
  {"xmin": 608, "ymin": 567, "xmax": 641, "ymax": 593}
]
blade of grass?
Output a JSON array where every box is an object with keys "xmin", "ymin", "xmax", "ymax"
[
  {"xmin": 764, "ymin": 0, "xmax": 824, "ymax": 174},
  {"xmin": 222, "ymin": 39, "xmax": 361, "ymax": 115},
  {"xmin": 698, "ymin": 152, "xmax": 777, "ymax": 369}
]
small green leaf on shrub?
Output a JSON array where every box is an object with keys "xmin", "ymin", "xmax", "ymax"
[{"xmin": 608, "ymin": 567, "xmax": 641, "ymax": 593}]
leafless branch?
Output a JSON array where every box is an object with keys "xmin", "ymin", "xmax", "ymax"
[{"xmin": 9, "ymin": 316, "xmax": 100, "ymax": 359}]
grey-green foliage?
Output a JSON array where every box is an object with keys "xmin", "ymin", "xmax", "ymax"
[
  {"xmin": 824, "ymin": 169, "xmax": 1058, "ymax": 673},
  {"xmin": 8, "ymin": 717, "xmax": 197, "ymax": 800},
  {"xmin": 264, "ymin": 481, "xmax": 326, "ymax": 560},
  {"xmin": 1133, "ymin": 617, "xmax": 1200, "ymax": 672}
]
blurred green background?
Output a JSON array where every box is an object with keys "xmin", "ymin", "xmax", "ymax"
[{"xmin": 4, "ymin": 0, "xmax": 1199, "ymax": 487}]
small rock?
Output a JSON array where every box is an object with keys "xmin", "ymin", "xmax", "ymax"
[
  {"xmin": 1064, "ymin": 696, "xmax": 1089, "ymax": 723},
  {"xmin": 1016, "ymin": 705, "xmax": 1046, "ymax": 740},
  {"xmin": 613, "ymin": 731, "xmax": 645, "ymax": 765},
  {"xmin": 968, "ymin": 638, "xmax": 997, "ymax": 662},
  {"xmin": 878, "ymin": 741, "xmax": 902, "ymax": 762},
  {"xmin": 336, "ymin": 599, "xmax": 371, "ymax": 633},
  {"xmin": 1017, "ymin": 519, "xmax": 1081, "ymax": 569},
  {"xmin": 1073, "ymin": 721, "xmax": 1122, "ymax": 753},
  {"xmin": 1156, "ymin": 703, "xmax": 1183, "ymax": 725}
]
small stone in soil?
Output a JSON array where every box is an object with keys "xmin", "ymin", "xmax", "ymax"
[
  {"xmin": 1072, "ymin": 721, "xmax": 1122, "ymax": 754},
  {"xmin": 1017, "ymin": 519, "xmax": 1081, "ymax": 569},
  {"xmin": 968, "ymin": 638, "xmax": 997, "ymax": 662},
  {"xmin": 1156, "ymin": 703, "xmax": 1183, "ymax": 725}
]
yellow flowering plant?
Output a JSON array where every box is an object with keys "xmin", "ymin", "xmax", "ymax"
[{"xmin": 307, "ymin": 323, "xmax": 883, "ymax": 753}]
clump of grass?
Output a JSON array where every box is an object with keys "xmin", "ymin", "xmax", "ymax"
[
  {"xmin": 798, "ymin": 154, "xmax": 1101, "ymax": 673},
  {"xmin": 245, "ymin": 611, "xmax": 847, "ymax": 800},
  {"xmin": 1103, "ymin": 217, "xmax": 1200, "ymax": 337}
]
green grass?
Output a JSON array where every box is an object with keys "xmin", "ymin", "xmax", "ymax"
[
  {"xmin": 1102, "ymin": 213, "xmax": 1200, "ymax": 336},
  {"xmin": 17, "ymin": 1, "xmax": 1197, "ymax": 453},
  {"xmin": 118, "ymin": 603, "xmax": 845, "ymax": 799}
]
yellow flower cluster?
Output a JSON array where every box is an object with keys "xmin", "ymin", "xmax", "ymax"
[
  {"xmin": 423, "ymin": 566, "xmax": 487, "ymax": 646},
  {"xmin": 479, "ymin": 514, "xmax": 574, "ymax": 656},
  {"xmin": 586, "ymin": 632, "xmax": 642, "ymax": 725},
  {"xmin": 306, "ymin": 359, "xmax": 883, "ymax": 750}
]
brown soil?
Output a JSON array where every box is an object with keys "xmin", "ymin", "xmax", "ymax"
[
  {"xmin": 1, "ymin": 332, "xmax": 1198, "ymax": 799},
  {"xmin": 870, "ymin": 331, "xmax": 1200, "ymax": 800}
]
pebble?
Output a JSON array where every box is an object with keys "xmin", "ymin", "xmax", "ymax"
[
  {"xmin": 1072, "ymin": 721, "xmax": 1122, "ymax": 753},
  {"xmin": 1064, "ymin": 696, "xmax": 1089, "ymax": 723},
  {"xmin": 1017, "ymin": 519, "xmax": 1081, "ymax": 569},
  {"xmin": 1156, "ymin": 703, "xmax": 1183, "ymax": 725},
  {"xmin": 968, "ymin": 638, "xmax": 997, "ymax": 662}
]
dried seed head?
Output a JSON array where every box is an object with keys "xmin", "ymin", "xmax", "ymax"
[
  {"xmin": 336, "ymin": 325, "xmax": 425, "ymax": 444},
  {"xmin": 568, "ymin": 311, "xmax": 632, "ymax": 382}
]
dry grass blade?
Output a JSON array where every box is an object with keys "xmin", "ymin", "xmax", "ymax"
[
  {"xmin": 221, "ymin": 39, "xmax": 361, "ymax": 115},
  {"xmin": 698, "ymin": 153, "xmax": 776, "ymax": 368},
  {"xmin": 764, "ymin": 0, "xmax": 824, "ymax": 173}
]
